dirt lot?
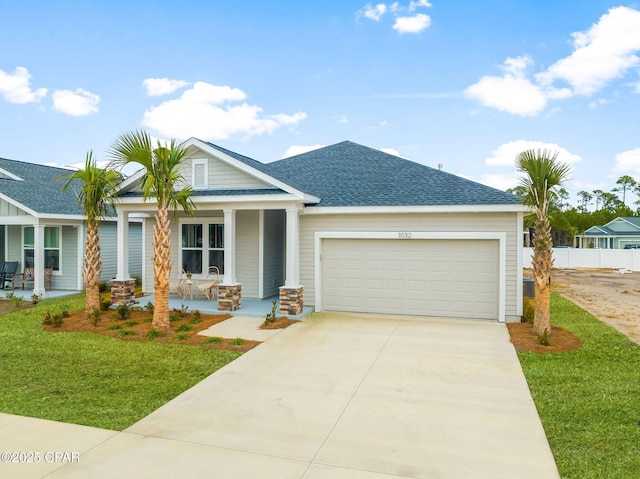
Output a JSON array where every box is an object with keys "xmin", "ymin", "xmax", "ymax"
[{"xmin": 547, "ymin": 268, "xmax": 640, "ymax": 344}]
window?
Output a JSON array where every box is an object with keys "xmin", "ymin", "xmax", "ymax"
[
  {"xmin": 23, "ymin": 226, "xmax": 60, "ymax": 271},
  {"xmin": 192, "ymin": 159, "xmax": 208, "ymax": 190},
  {"xmin": 180, "ymin": 222, "xmax": 224, "ymax": 274}
]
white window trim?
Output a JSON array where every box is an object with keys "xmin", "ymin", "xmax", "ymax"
[
  {"xmin": 179, "ymin": 218, "xmax": 224, "ymax": 278},
  {"xmin": 192, "ymin": 159, "xmax": 208, "ymax": 190},
  {"xmin": 23, "ymin": 226, "xmax": 62, "ymax": 275}
]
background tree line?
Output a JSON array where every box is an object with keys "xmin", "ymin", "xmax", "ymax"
[{"xmin": 507, "ymin": 175, "xmax": 639, "ymax": 246}]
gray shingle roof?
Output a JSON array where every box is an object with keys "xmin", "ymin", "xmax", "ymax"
[
  {"xmin": 262, "ymin": 141, "xmax": 522, "ymax": 207},
  {"xmin": 0, "ymin": 158, "xmax": 83, "ymax": 216}
]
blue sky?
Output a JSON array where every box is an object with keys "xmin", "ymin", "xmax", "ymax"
[{"xmin": 2, "ymin": 0, "xmax": 640, "ymax": 205}]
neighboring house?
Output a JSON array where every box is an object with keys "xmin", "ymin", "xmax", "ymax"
[
  {"xmin": 576, "ymin": 217, "xmax": 640, "ymax": 249},
  {"xmin": 115, "ymin": 139, "xmax": 526, "ymax": 322},
  {"xmin": 0, "ymin": 157, "xmax": 142, "ymax": 295}
]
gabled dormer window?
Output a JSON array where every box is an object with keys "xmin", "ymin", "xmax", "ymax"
[{"xmin": 192, "ymin": 159, "xmax": 208, "ymax": 190}]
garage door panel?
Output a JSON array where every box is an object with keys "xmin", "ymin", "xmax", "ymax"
[{"xmin": 322, "ymin": 238, "xmax": 499, "ymax": 320}]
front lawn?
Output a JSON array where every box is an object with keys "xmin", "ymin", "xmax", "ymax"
[
  {"xmin": 518, "ymin": 293, "xmax": 640, "ymax": 479},
  {"xmin": 0, "ymin": 294, "xmax": 240, "ymax": 430}
]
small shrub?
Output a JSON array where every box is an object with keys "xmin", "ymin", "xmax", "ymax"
[
  {"xmin": 538, "ymin": 328, "xmax": 551, "ymax": 346},
  {"xmin": 134, "ymin": 276, "xmax": 142, "ymax": 286},
  {"xmin": 31, "ymin": 293, "xmax": 42, "ymax": 305},
  {"xmin": 193, "ymin": 310, "xmax": 201, "ymax": 321},
  {"xmin": 189, "ymin": 317, "xmax": 203, "ymax": 324},
  {"xmin": 11, "ymin": 295, "xmax": 22, "ymax": 308},
  {"xmin": 144, "ymin": 317, "xmax": 153, "ymax": 323},
  {"xmin": 144, "ymin": 301, "xmax": 154, "ymax": 312},
  {"xmin": 115, "ymin": 303, "xmax": 131, "ymax": 320},
  {"xmin": 523, "ymin": 298, "xmax": 535, "ymax": 324},
  {"xmin": 146, "ymin": 329, "xmax": 162, "ymax": 340},
  {"xmin": 100, "ymin": 299, "xmax": 112, "ymax": 311},
  {"xmin": 177, "ymin": 323, "xmax": 193, "ymax": 332},
  {"xmin": 174, "ymin": 333, "xmax": 189, "ymax": 341},
  {"xmin": 124, "ymin": 321, "xmax": 138, "ymax": 327},
  {"xmin": 206, "ymin": 337, "xmax": 222, "ymax": 344},
  {"xmin": 117, "ymin": 329, "xmax": 135, "ymax": 338},
  {"xmin": 107, "ymin": 325, "xmax": 121, "ymax": 331},
  {"xmin": 5, "ymin": 291, "xmax": 15, "ymax": 301},
  {"xmin": 42, "ymin": 310, "xmax": 53, "ymax": 326},
  {"xmin": 52, "ymin": 313, "xmax": 63, "ymax": 328},
  {"xmin": 230, "ymin": 337, "xmax": 245, "ymax": 346},
  {"xmin": 264, "ymin": 299, "xmax": 278, "ymax": 324},
  {"xmin": 98, "ymin": 281, "xmax": 109, "ymax": 293},
  {"xmin": 169, "ymin": 314, "xmax": 180, "ymax": 322},
  {"xmin": 87, "ymin": 308, "xmax": 101, "ymax": 326},
  {"xmin": 61, "ymin": 307, "xmax": 70, "ymax": 318}
]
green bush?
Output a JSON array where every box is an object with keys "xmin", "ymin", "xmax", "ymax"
[
  {"xmin": 41, "ymin": 311, "xmax": 53, "ymax": 326},
  {"xmin": 100, "ymin": 299, "xmax": 112, "ymax": 311},
  {"xmin": 52, "ymin": 313, "xmax": 63, "ymax": 328},
  {"xmin": 146, "ymin": 329, "xmax": 162, "ymax": 340},
  {"xmin": 174, "ymin": 333, "xmax": 189, "ymax": 341},
  {"xmin": 177, "ymin": 323, "xmax": 193, "ymax": 332},
  {"xmin": 114, "ymin": 303, "xmax": 131, "ymax": 320},
  {"xmin": 87, "ymin": 308, "xmax": 101, "ymax": 326},
  {"xmin": 144, "ymin": 301, "xmax": 154, "ymax": 312},
  {"xmin": 117, "ymin": 329, "xmax": 135, "ymax": 338},
  {"xmin": 231, "ymin": 337, "xmax": 244, "ymax": 346},
  {"xmin": 11, "ymin": 295, "xmax": 22, "ymax": 308},
  {"xmin": 169, "ymin": 314, "xmax": 180, "ymax": 322},
  {"xmin": 205, "ymin": 337, "xmax": 221, "ymax": 344}
]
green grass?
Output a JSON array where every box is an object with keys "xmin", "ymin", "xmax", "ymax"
[
  {"xmin": 519, "ymin": 293, "xmax": 640, "ymax": 479},
  {"xmin": 0, "ymin": 294, "xmax": 241, "ymax": 431}
]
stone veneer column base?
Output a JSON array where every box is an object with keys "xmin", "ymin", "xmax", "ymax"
[
  {"xmin": 218, "ymin": 284, "xmax": 242, "ymax": 311},
  {"xmin": 110, "ymin": 279, "xmax": 136, "ymax": 304},
  {"xmin": 279, "ymin": 287, "xmax": 303, "ymax": 316}
]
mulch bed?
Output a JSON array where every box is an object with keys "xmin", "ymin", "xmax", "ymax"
[
  {"xmin": 43, "ymin": 308, "xmax": 264, "ymax": 352},
  {"xmin": 507, "ymin": 322, "xmax": 583, "ymax": 353},
  {"xmin": 259, "ymin": 317, "xmax": 297, "ymax": 329}
]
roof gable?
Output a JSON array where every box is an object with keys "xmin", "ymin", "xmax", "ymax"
[
  {"xmin": 0, "ymin": 158, "xmax": 83, "ymax": 216},
  {"xmin": 264, "ymin": 141, "xmax": 522, "ymax": 207},
  {"xmin": 603, "ymin": 217, "xmax": 640, "ymax": 232}
]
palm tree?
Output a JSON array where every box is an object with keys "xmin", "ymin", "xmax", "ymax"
[
  {"xmin": 108, "ymin": 130, "xmax": 195, "ymax": 329},
  {"xmin": 516, "ymin": 149, "xmax": 571, "ymax": 338},
  {"xmin": 62, "ymin": 152, "xmax": 121, "ymax": 318}
]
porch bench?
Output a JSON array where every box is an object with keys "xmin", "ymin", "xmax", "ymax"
[{"xmin": 12, "ymin": 268, "xmax": 53, "ymax": 291}]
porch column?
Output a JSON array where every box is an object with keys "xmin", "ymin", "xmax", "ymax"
[
  {"xmin": 33, "ymin": 224, "xmax": 45, "ymax": 297},
  {"xmin": 280, "ymin": 206, "xmax": 303, "ymax": 316},
  {"xmin": 218, "ymin": 209, "xmax": 241, "ymax": 311},
  {"xmin": 116, "ymin": 211, "xmax": 130, "ymax": 280},
  {"xmin": 111, "ymin": 211, "xmax": 135, "ymax": 304}
]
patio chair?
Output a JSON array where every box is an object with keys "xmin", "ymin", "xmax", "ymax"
[
  {"xmin": 196, "ymin": 266, "xmax": 219, "ymax": 300},
  {"xmin": 169, "ymin": 268, "xmax": 188, "ymax": 298},
  {"xmin": 0, "ymin": 261, "xmax": 18, "ymax": 289},
  {"xmin": 12, "ymin": 267, "xmax": 53, "ymax": 291}
]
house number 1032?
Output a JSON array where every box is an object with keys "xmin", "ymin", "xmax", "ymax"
[{"xmin": 398, "ymin": 232, "xmax": 412, "ymax": 239}]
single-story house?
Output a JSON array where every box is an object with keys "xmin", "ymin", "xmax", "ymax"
[
  {"xmin": 0, "ymin": 157, "xmax": 142, "ymax": 295},
  {"xmin": 114, "ymin": 139, "xmax": 526, "ymax": 322},
  {"xmin": 576, "ymin": 217, "xmax": 640, "ymax": 249}
]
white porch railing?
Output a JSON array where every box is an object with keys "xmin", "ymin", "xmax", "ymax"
[{"xmin": 523, "ymin": 247, "xmax": 640, "ymax": 271}]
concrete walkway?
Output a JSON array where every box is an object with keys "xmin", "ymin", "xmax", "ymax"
[{"xmin": 1, "ymin": 313, "xmax": 559, "ymax": 479}]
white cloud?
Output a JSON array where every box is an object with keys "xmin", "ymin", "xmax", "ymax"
[
  {"xmin": 476, "ymin": 173, "xmax": 520, "ymax": 192},
  {"xmin": 282, "ymin": 144, "xmax": 325, "ymax": 158},
  {"xmin": 536, "ymin": 6, "xmax": 640, "ymax": 95},
  {"xmin": 485, "ymin": 140, "xmax": 583, "ymax": 168},
  {"xmin": 393, "ymin": 13, "xmax": 431, "ymax": 33},
  {"xmin": 142, "ymin": 81, "xmax": 306, "ymax": 140},
  {"xmin": 333, "ymin": 114, "xmax": 349, "ymax": 124},
  {"xmin": 614, "ymin": 148, "xmax": 640, "ymax": 173},
  {"xmin": 0, "ymin": 66, "xmax": 47, "ymax": 104},
  {"xmin": 143, "ymin": 78, "xmax": 190, "ymax": 96},
  {"xmin": 52, "ymin": 89, "xmax": 100, "ymax": 116},
  {"xmin": 588, "ymin": 98, "xmax": 609, "ymax": 110},
  {"xmin": 466, "ymin": 7, "xmax": 640, "ymax": 115},
  {"xmin": 409, "ymin": 0, "xmax": 431, "ymax": 11},
  {"xmin": 380, "ymin": 147, "xmax": 403, "ymax": 157},
  {"xmin": 464, "ymin": 56, "xmax": 548, "ymax": 116},
  {"xmin": 362, "ymin": 3, "xmax": 387, "ymax": 21}
]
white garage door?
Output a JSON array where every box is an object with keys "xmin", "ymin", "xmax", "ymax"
[{"xmin": 322, "ymin": 238, "xmax": 499, "ymax": 320}]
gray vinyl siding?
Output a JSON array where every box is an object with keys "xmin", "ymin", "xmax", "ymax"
[
  {"xmin": 263, "ymin": 210, "xmax": 285, "ymax": 298},
  {"xmin": 56, "ymin": 226, "xmax": 78, "ymax": 290},
  {"xmin": 299, "ymin": 212, "xmax": 520, "ymax": 317},
  {"xmin": 236, "ymin": 210, "xmax": 259, "ymax": 298},
  {"xmin": 145, "ymin": 218, "xmax": 180, "ymax": 294},
  {"xmin": 0, "ymin": 198, "xmax": 28, "ymax": 216},
  {"xmin": 179, "ymin": 154, "xmax": 272, "ymax": 190},
  {"xmin": 98, "ymin": 222, "xmax": 143, "ymax": 282},
  {"xmin": 7, "ymin": 225, "xmax": 22, "ymax": 268}
]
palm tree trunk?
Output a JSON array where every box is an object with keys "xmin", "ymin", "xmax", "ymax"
[
  {"xmin": 532, "ymin": 213, "xmax": 553, "ymax": 337},
  {"xmin": 152, "ymin": 205, "xmax": 171, "ymax": 329},
  {"xmin": 84, "ymin": 221, "xmax": 102, "ymax": 318}
]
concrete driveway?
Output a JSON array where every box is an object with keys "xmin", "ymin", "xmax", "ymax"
[{"xmin": 37, "ymin": 313, "xmax": 558, "ymax": 478}]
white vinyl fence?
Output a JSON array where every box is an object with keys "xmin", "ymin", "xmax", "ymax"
[{"xmin": 523, "ymin": 247, "xmax": 640, "ymax": 272}]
